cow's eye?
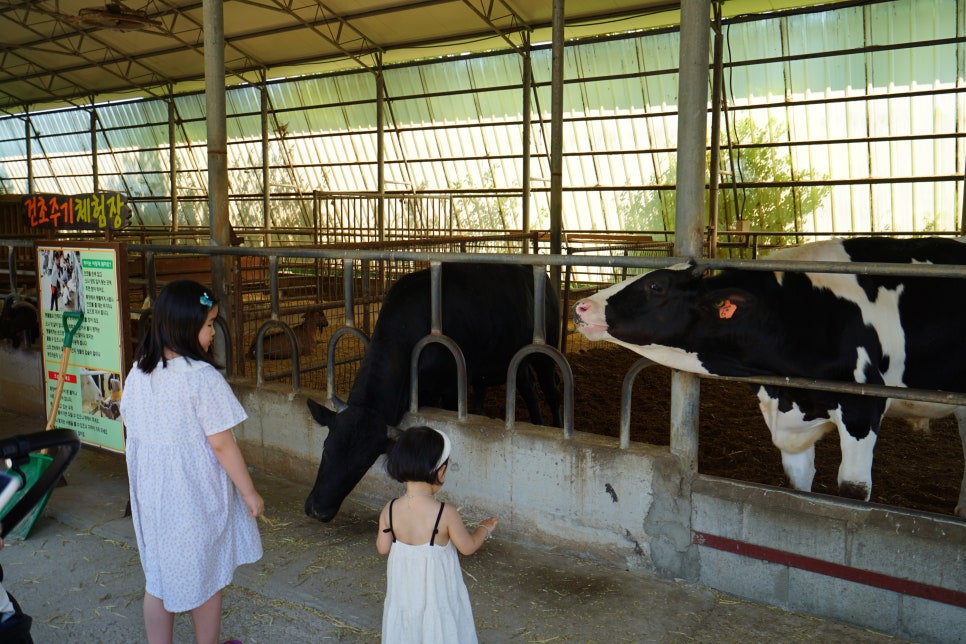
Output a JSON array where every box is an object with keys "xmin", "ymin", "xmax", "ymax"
[{"xmin": 647, "ymin": 279, "xmax": 664, "ymax": 294}]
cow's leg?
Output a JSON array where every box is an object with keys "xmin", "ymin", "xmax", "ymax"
[
  {"xmin": 832, "ymin": 394, "xmax": 890, "ymax": 501},
  {"xmin": 956, "ymin": 407, "xmax": 966, "ymax": 519},
  {"xmin": 779, "ymin": 447, "xmax": 817, "ymax": 492},
  {"xmin": 516, "ymin": 365, "xmax": 544, "ymax": 425},
  {"xmin": 757, "ymin": 387, "xmax": 832, "ymax": 492},
  {"xmin": 835, "ymin": 424, "xmax": 876, "ymax": 501},
  {"xmin": 530, "ymin": 355, "xmax": 562, "ymax": 428}
]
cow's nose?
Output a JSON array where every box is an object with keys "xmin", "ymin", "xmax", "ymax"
[{"xmin": 573, "ymin": 299, "xmax": 590, "ymax": 323}]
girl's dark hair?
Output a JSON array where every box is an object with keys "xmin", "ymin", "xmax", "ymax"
[
  {"xmin": 385, "ymin": 426, "xmax": 448, "ymax": 484},
  {"xmin": 135, "ymin": 279, "xmax": 219, "ymax": 373}
]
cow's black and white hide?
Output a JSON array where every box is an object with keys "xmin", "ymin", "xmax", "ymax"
[
  {"xmin": 573, "ymin": 236, "xmax": 966, "ymax": 518},
  {"xmin": 305, "ymin": 263, "xmax": 562, "ymax": 522}
]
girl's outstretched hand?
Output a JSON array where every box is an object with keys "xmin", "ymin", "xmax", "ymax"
[{"xmin": 480, "ymin": 516, "xmax": 499, "ymax": 539}]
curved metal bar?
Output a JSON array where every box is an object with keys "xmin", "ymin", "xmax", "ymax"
[
  {"xmin": 620, "ymin": 357, "xmax": 657, "ymax": 449},
  {"xmin": 531, "ymin": 265, "xmax": 547, "ymax": 344},
  {"xmin": 214, "ymin": 315, "xmax": 234, "ymax": 377},
  {"xmin": 411, "ymin": 334, "xmax": 467, "ymax": 419},
  {"xmin": 505, "ymin": 344, "xmax": 574, "ymax": 436},
  {"xmin": 136, "ymin": 308, "xmax": 151, "ymax": 345},
  {"xmin": 326, "ymin": 325, "xmax": 370, "ymax": 405},
  {"xmin": 268, "ymin": 255, "xmax": 280, "ymax": 318},
  {"xmin": 252, "ymin": 320, "xmax": 300, "ymax": 392},
  {"xmin": 144, "ymin": 250, "xmax": 156, "ymax": 300},
  {"xmin": 6, "ymin": 245, "xmax": 16, "ymax": 293}
]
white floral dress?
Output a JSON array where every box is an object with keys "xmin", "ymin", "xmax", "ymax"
[{"xmin": 120, "ymin": 357, "xmax": 262, "ymax": 612}]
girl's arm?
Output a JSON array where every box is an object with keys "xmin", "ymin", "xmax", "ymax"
[
  {"xmin": 208, "ymin": 428, "xmax": 264, "ymax": 517},
  {"xmin": 444, "ymin": 505, "xmax": 498, "ymax": 556},
  {"xmin": 376, "ymin": 503, "xmax": 393, "ymax": 555}
]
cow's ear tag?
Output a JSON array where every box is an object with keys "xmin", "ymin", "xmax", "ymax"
[{"xmin": 717, "ymin": 299, "xmax": 737, "ymax": 319}]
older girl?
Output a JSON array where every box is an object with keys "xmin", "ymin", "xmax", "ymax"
[{"xmin": 120, "ymin": 280, "xmax": 263, "ymax": 644}]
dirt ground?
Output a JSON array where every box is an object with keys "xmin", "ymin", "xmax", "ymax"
[{"xmin": 559, "ymin": 346, "xmax": 965, "ymax": 518}]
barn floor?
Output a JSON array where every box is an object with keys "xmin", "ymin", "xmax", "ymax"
[{"xmin": 0, "ymin": 408, "xmax": 900, "ymax": 643}]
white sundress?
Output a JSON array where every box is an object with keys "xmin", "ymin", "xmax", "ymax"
[
  {"xmin": 382, "ymin": 500, "xmax": 478, "ymax": 644},
  {"xmin": 120, "ymin": 357, "xmax": 263, "ymax": 613}
]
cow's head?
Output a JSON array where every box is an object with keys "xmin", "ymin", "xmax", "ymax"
[
  {"xmin": 304, "ymin": 397, "xmax": 394, "ymax": 522},
  {"xmin": 573, "ymin": 262, "xmax": 755, "ymax": 350}
]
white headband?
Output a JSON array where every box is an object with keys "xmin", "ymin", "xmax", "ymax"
[{"xmin": 433, "ymin": 428, "xmax": 451, "ymax": 472}]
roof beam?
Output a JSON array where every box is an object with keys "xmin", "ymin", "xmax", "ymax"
[{"xmin": 459, "ymin": 0, "xmax": 531, "ymax": 53}]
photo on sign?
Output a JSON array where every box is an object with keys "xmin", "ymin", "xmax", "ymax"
[
  {"xmin": 39, "ymin": 249, "xmax": 85, "ymax": 313},
  {"xmin": 79, "ymin": 368, "xmax": 123, "ymax": 420}
]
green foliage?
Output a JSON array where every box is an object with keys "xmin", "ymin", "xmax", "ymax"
[
  {"xmin": 623, "ymin": 117, "xmax": 830, "ymax": 255},
  {"xmin": 451, "ymin": 170, "xmax": 519, "ymax": 230}
]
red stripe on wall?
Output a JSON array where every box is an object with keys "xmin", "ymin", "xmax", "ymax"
[{"xmin": 693, "ymin": 531, "xmax": 966, "ymax": 609}]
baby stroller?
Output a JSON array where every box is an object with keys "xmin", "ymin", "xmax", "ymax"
[{"xmin": 0, "ymin": 429, "xmax": 81, "ymax": 643}]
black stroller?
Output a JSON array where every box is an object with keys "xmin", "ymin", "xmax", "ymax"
[{"xmin": 0, "ymin": 429, "xmax": 81, "ymax": 643}]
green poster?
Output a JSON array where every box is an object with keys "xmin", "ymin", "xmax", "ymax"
[{"xmin": 37, "ymin": 244, "xmax": 127, "ymax": 453}]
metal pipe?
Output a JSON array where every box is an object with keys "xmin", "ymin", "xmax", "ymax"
[
  {"xmin": 548, "ymin": 0, "xmax": 564, "ymax": 293},
  {"xmin": 521, "ymin": 36, "xmax": 533, "ymax": 246},
  {"xmin": 25, "ymin": 110, "xmax": 32, "ymax": 194},
  {"xmin": 168, "ymin": 92, "xmax": 179, "ymax": 236},
  {"xmin": 90, "ymin": 102, "xmax": 99, "ymax": 192},
  {"xmin": 204, "ymin": 0, "xmax": 232, "ymax": 336},
  {"xmin": 376, "ymin": 59, "xmax": 386, "ymax": 244},
  {"xmin": 261, "ymin": 76, "xmax": 272, "ymax": 245},
  {"xmin": 707, "ymin": 4, "xmax": 725, "ymax": 259},
  {"xmin": 672, "ymin": 0, "xmax": 712, "ymax": 472}
]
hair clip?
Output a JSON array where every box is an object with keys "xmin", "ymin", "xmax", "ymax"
[{"xmin": 200, "ymin": 292, "xmax": 214, "ymax": 307}]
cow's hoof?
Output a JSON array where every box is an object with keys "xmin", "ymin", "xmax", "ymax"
[{"xmin": 838, "ymin": 481, "xmax": 870, "ymax": 501}]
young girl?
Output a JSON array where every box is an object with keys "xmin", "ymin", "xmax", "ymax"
[
  {"xmin": 376, "ymin": 426, "xmax": 498, "ymax": 644},
  {"xmin": 120, "ymin": 280, "xmax": 263, "ymax": 644}
]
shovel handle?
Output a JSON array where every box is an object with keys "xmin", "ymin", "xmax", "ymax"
[
  {"xmin": 46, "ymin": 312, "xmax": 84, "ymax": 431},
  {"xmin": 62, "ymin": 311, "xmax": 84, "ymax": 349}
]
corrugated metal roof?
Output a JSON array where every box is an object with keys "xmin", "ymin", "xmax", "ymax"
[{"xmin": 1, "ymin": 0, "xmax": 964, "ymax": 237}]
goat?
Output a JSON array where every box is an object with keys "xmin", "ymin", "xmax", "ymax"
[{"xmin": 248, "ymin": 309, "xmax": 328, "ymax": 360}]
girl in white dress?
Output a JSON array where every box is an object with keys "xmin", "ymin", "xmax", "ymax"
[
  {"xmin": 120, "ymin": 280, "xmax": 263, "ymax": 644},
  {"xmin": 376, "ymin": 426, "xmax": 498, "ymax": 644}
]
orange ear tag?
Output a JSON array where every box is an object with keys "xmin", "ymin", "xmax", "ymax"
[{"xmin": 718, "ymin": 299, "xmax": 737, "ymax": 319}]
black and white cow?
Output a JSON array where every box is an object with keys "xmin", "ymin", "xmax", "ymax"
[
  {"xmin": 305, "ymin": 263, "xmax": 562, "ymax": 522},
  {"xmin": 573, "ymin": 236, "xmax": 966, "ymax": 518}
]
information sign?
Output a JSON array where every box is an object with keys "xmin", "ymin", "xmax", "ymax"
[{"xmin": 36, "ymin": 242, "xmax": 129, "ymax": 452}]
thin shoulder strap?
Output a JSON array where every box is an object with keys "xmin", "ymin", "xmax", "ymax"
[
  {"xmin": 429, "ymin": 502, "xmax": 445, "ymax": 546},
  {"xmin": 382, "ymin": 498, "xmax": 397, "ymax": 543}
]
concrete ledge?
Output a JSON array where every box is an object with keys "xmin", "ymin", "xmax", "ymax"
[
  {"xmin": 232, "ymin": 382, "xmax": 676, "ymax": 571},
  {"xmin": 692, "ymin": 475, "xmax": 966, "ymax": 641}
]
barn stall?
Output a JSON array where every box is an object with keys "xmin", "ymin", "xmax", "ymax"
[
  {"xmin": 4, "ymin": 234, "xmax": 965, "ymax": 641},
  {"xmin": 3, "ymin": 0, "xmax": 966, "ymax": 639}
]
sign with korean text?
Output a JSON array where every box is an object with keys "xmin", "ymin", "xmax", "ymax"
[
  {"xmin": 22, "ymin": 192, "xmax": 132, "ymax": 231},
  {"xmin": 36, "ymin": 242, "xmax": 130, "ymax": 452}
]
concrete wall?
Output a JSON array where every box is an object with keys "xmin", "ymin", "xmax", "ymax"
[
  {"xmin": 236, "ymin": 383, "xmax": 684, "ymax": 571},
  {"xmin": 692, "ymin": 477, "xmax": 966, "ymax": 643},
  {"xmin": 0, "ymin": 345, "xmax": 46, "ymax": 417},
  {"xmin": 2, "ymin": 348, "xmax": 964, "ymax": 640}
]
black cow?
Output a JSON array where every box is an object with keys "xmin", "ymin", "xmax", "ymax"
[
  {"xmin": 305, "ymin": 263, "xmax": 562, "ymax": 522},
  {"xmin": 573, "ymin": 237, "xmax": 966, "ymax": 518}
]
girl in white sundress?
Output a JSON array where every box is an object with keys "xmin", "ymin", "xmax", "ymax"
[
  {"xmin": 376, "ymin": 426, "xmax": 499, "ymax": 644},
  {"xmin": 120, "ymin": 280, "xmax": 263, "ymax": 644}
]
